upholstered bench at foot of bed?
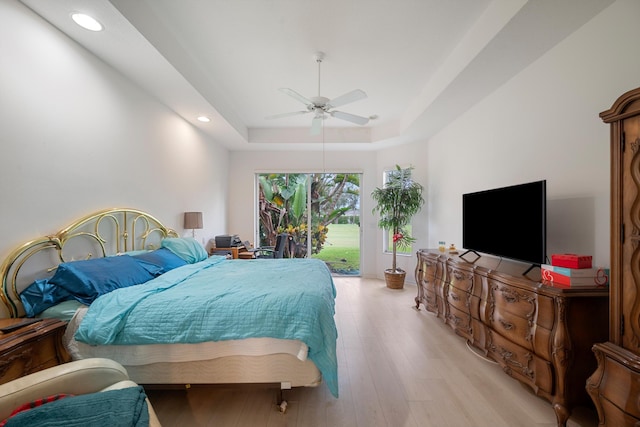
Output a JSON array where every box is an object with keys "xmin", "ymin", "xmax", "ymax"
[{"xmin": 0, "ymin": 358, "xmax": 161, "ymax": 427}]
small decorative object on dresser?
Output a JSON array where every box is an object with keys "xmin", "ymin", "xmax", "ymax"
[
  {"xmin": 415, "ymin": 250, "xmax": 608, "ymax": 427},
  {"xmin": 0, "ymin": 318, "xmax": 70, "ymax": 385},
  {"xmin": 586, "ymin": 86, "xmax": 640, "ymax": 426}
]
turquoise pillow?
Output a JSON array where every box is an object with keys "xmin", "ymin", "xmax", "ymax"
[{"xmin": 161, "ymin": 237, "xmax": 208, "ymax": 263}]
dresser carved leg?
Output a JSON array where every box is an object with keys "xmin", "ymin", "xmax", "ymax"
[
  {"xmin": 551, "ymin": 296, "xmax": 572, "ymax": 427},
  {"xmin": 414, "ymin": 260, "xmax": 423, "ymax": 310},
  {"xmin": 552, "ymin": 403, "xmax": 570, "ymax": 427},
  {"xmin": 585, "ymin": 346, "xmax": 606, "ymax": 426}
]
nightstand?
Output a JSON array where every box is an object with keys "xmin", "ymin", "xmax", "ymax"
[{"xmin": 0, "ymin": 318, "xmax": 70, "ymax": 385}]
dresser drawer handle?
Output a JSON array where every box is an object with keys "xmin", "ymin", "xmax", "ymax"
[
  {"xmin": 503, "ymin": 294, "xmax": 517, "ymax": 303},
  {"xmin": 453, "ymin": 270, "xmax": 466, "ymax": 280},
  {"xmin": 499, "ymin": 319, "xmax": 514, "ymax": 330},
  {"xmin": 499, "ymin": 287, "xmax": 524, "ymax": 304}
]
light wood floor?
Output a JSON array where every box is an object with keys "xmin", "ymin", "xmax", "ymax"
[{"xmin": 146, "ymin": 277, "xmax": 598, "ymax": 427}]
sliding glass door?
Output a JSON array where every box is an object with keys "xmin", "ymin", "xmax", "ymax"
[
  {"xmin": 257, "ymin": 173, "xmax": 310, "ymax": 257},
  {"xmin": 256, "ymin": 172, "xmax": 361, "ymax": 276}
]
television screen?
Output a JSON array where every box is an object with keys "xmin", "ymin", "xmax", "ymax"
[{"xmin": 462, "ymin": 180, "xmax": 546, "ymax": 265}]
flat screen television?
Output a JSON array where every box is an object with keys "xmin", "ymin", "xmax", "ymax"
[{"xmin": 462, "ymin": 180, "xmax": 546, "ymax": 267}]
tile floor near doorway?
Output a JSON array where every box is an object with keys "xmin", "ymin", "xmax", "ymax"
[{"xmin": 146, "ymin": 277, "xmax": 598, "ymax": 427}]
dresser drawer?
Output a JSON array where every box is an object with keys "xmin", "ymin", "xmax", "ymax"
[
  {"xmin": 0, "ymin": 318, "xmax": 69, "ymax": 385},
  {"xmin": 599, "ymin": 397, "xmax": 640, "ymax": 427},
  {"xmin": 487, "ymin": 329, "xmax": 553, "ymax": 394},
  {"xmin": 0, "ymin": 335, "xmax": 59, "ymax": 384},
  {"xmin": 598, "ymin": 353, "xmax": 640, "ymax": 419},
  {"xmin": 490, "ymin": 281, "xmax": 537, "ymax": 317},
  {"xmin": 490, "ymin": 307, "xmax": 534, "ymax": 351},
  {"xmin": 420, "ymin": 258, "xmax": 437, "ymax": 280},
  {"xmin": 419, "ymin": 272, "xmax": 436, "ymax": 294},
  {"xmin": 447, "ymin": 265, "xmax": 473, "ymax": 293},
  {"xmin": 422, "ymin": 287, "xmax": 438, "ymax": 312},
  {"xmin": 446, "ymin": 282, "xmax": 472, "ymax": 313},
  {"xmin": 446, "ymin": 304, "xmax": 472, "ymax": 339},
  {"xmin": 490, "ymin": 311, "xmax": 554, "ymax": 361}
]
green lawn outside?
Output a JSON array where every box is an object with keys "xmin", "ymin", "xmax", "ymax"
[{"xmin": 312, "ymin": 223, "xmax": 360, "ymax": 275}]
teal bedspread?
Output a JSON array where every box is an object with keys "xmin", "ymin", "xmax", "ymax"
[{"xmin": 75, "ymin": 257, "xmax": 338, "ymax": 397}]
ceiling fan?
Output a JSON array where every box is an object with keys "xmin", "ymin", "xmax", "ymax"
[{"xmin": 266, "ymin": 52, "xmax": 371, "ymax": 135}]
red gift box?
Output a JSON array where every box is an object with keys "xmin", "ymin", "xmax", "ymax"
[{"xmin": 551, "ymin": 254, "xmax": 592, "ymax": 269}]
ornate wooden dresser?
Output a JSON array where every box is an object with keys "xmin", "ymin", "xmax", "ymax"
[
  {"xmin": 0, "ymin": 318, "xmax": 70, "ymax": 385},
  {"xmin": 415, "ymin": 249, "xmax": 608, "ymax": 427},
  {"xmin": 586, "ymin": 86, "xmax": 640, "ymax": 426}
]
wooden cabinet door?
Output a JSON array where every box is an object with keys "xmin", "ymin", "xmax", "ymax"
[{"xmin": 620, "ymin": 113, "xmax": 640, "ymax": 352}]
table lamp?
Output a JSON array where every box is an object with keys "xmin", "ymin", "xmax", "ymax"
[{"xmin": 183, "ymin": 212, "xmax": 203, "ymax": 238}]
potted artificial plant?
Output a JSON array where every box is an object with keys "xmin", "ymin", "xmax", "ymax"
[{"xmin": 371, "ymin": 165, "xmax": 425, "ymax": 289}]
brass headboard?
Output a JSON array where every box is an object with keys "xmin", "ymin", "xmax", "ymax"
[{"xmin": 0, "ymin": 208, "xmax": 178, "ymax": 318}]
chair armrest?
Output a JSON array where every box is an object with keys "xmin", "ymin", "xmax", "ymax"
[{"xmin": 0, "ymin": 358, "xmax": 129, "ymax": 419}]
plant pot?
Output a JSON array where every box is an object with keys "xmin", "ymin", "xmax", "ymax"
[{"xmin": 384, "ymin": 269, "xmax": 406, "ymax": 289}]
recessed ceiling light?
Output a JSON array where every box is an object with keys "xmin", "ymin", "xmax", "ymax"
[
  {"xmin": 71, "ymin": 13, "xmax": 103, "ymax": 32},
  {"xmin": 197, "ymin": 116, "xmax": 211, "ymax": 123}
]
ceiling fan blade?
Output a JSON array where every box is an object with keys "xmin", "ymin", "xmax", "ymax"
[
  {"xmin": 265, "ymin": 110, "xmax": 309, "ymax": 120},
  {"xmin": 331, "ymin": 110, "xmax": 370, "ymax": 125},
  {"xmin": 279, "ymin": 88, "xmax": 313, "ymax": 106},
  {"xmin": 327, "ymin": 89, "xmax": 367, "ymax": 109},
  {"xmin": 310, "ymin": 116, "xmax": 323, "ymax": 135}
]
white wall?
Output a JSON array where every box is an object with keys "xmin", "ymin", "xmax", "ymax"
[
  {"xmin": 228, "ymin": 149, "xmax": 379, "ymax": 278},
  {"xmin": 0, "ymin": 0, "xmax": 229, "ymax": 260},
  {"xmin": 424, "ymin": 0, "xmax": 640, "ymax": 269}
]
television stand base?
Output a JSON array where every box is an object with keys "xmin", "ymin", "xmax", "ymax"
[
  {"xmin": 522, "ymin": 263, "xmax": 540, "ymax": 276},
  {"xmin": 459, "ymin": 249, "xmax": 481, "ymax": 263}
]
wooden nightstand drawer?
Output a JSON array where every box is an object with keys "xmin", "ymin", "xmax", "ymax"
[{"xmin": 0, "ymin": 318, "xmax": 70, "ymax": 385}]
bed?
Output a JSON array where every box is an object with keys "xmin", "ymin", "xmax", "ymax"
[{"xmin": 0, "ymin": 208, "xmax": 338, "ymax": 400}]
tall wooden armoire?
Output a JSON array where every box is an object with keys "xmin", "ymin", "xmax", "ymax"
[{"xmin": 586, "ymin": 87, "xmax": 640, "ymax": 426}]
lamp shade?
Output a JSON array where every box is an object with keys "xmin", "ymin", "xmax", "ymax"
[{"xmin": 184, "ymin": 212, "xmax": 203, "ymax": 230}]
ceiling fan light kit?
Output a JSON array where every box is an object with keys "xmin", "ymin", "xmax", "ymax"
[{"xmin": 266, "ymin": 52, "xmax": 372, "ymax": 134}]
